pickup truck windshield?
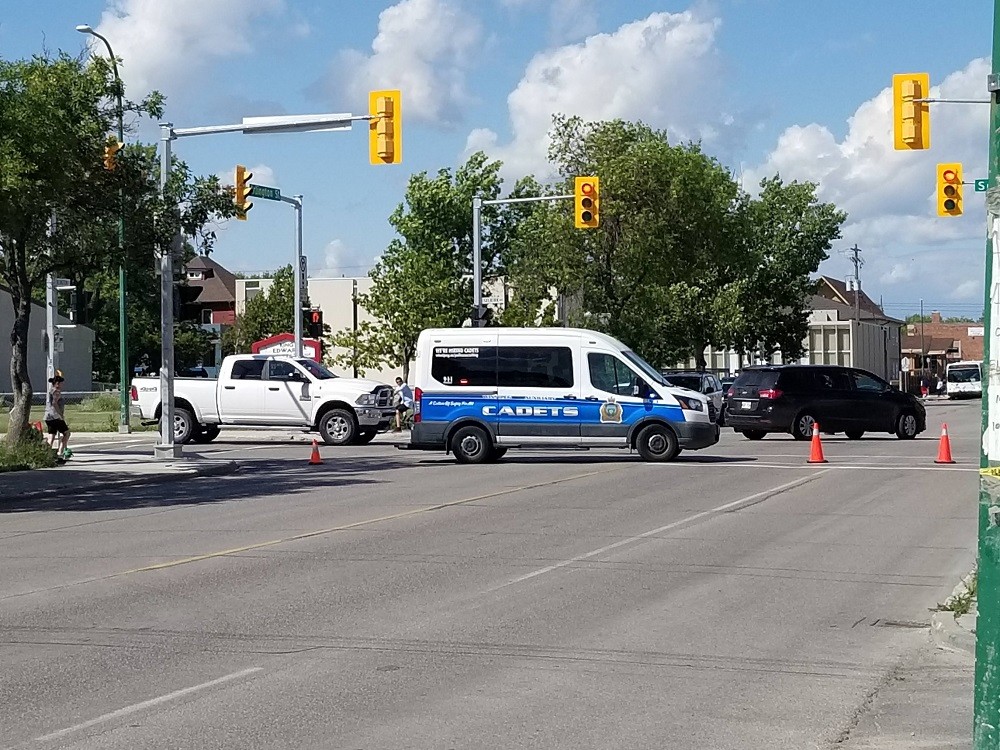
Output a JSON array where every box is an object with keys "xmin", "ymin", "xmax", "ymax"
[
  {"xmin": 622, "ymin": 350, "xmax": 667, "ymax": 386},
  {"xmin": 297, "ymin": 359, "xmax": 339, "ymax": 379}
]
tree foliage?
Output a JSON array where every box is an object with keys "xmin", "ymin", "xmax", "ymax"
[{"xmin": 221, "ymin": 265, "xmax": 295, "ymax": 355}]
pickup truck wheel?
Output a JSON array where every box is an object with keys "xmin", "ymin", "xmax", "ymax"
[
  {"xmin": 319, "ymin": 408, "xmax": 356, "ymax": 446},
  {"xmin": 191, "ymin": 425, "xmax": 221, "ymax": 443},
  {"xmin": 354, "ymin": 430, "xmax": 377, "ymax": 445},
  {"xmin": 173, "ymin": 407, "xmax": 195, "ymax": 444}
]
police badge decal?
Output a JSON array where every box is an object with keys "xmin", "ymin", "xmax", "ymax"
[{"xmin": 600, "ymin": 397, "xmax": 623, "ymax": 424}]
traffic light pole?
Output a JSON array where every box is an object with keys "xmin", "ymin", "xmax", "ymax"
[
  {"xmin": 155, "ymin": 123, "xmax": 181, "ymax": 460},
  {"xmin": 278, "ymin": 194, "xmax": 305, "ymax": 358},
  {"xmin": 976, "ymin": 2, "xmax": 1000, "ymax": 743},
  {"xmin": 470, "ymin": 193, "xmax": 572, "ymax": 327}
]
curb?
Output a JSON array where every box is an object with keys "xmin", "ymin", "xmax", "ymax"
[
  {"xmin": 5, "ymin": 460, "xmax": 241, "ymax": 502},
  {"xmin": 931, "ymin": 609, "xmax": 976, "ymax": 657}
]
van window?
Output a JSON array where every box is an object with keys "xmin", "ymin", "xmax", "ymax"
[
  {"xmin": 815, "ymin": 369, "xmax": 851, "ymax": 390},
  {"xmin": 497, "ymin": 346, "xmax": 573, "ymax": 388},
  {"xmin": 432, "ymin": 346, "xmax": 497, "ymax": 387},
  {"xmin": 231, "ymin": 359, "xmax": 265, "ymax": 380},
  {"xmin": 588, "ymin": 353, "xmax": 637, "ymax": 396},
  {"xmin": 851, "ymin": 370, "xmax": 886, "ymax": 392}
]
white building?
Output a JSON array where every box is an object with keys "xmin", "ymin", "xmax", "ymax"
[{"xmin": 0, "ymin": 287, "xmax": 94, "ymax": 394}]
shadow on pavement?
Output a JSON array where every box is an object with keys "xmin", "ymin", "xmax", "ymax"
[{"xmin": 0, "ymin": 454, "xmax": 414, "ymax": 514}]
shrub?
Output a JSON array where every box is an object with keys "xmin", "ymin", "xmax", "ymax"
[
  {"xmin": 79, "ymin": 392, "xmax": 121, "ymax": 412},
  {"xmin": 0, "ymin": 428, "xmax": 59, "ymax": 472}
]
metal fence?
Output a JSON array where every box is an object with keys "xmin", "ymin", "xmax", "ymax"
[{"xmin": 1, "ymin": 391, "xmax": 125, "ymax": 409}]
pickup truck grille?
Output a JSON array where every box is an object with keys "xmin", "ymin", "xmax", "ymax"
[{"xmin": 373, "ymin": 386, "xmax": 393, "ymax": 407}]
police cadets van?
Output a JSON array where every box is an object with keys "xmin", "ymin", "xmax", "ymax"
[{"xmin": 408, "ymin": 327, "xmax": 720, "ymax": 463}]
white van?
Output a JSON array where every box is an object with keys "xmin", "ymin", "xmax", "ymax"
[
  {"xmin": 408, "ymin": 327, "xmax": 720, "ymax": 463},
  {"xmin": 946, "ymin": 360, "xmax": 982, "ymax": 399}
]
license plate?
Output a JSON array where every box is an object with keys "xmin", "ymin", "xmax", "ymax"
[{"xmin": 740, "ymin": 400, "xmax": 753, "ymax": 410}]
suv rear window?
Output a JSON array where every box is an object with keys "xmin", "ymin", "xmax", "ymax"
[{"xmin": 733, "ymin": 370, "xmax": 779, "ymax": 389}]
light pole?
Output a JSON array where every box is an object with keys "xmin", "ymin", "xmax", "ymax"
[{"xmin": 77, "ymin": 24, "xmax": 130, "ymax": 433}]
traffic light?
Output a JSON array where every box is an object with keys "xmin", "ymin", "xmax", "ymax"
[
  {"xmin": 937, "ymin": 162, "xmax": 963, "ymax": 217},
  {"xmin": 369, "ymin": 89, "xmax": 402, "ymax": 165},
  {"xmin": 574, "ymin": 176, "xmax": 600, "ymax": 229},
  {"xmin": 234, "ymin": 164, "xmax": 253, "ymax": 221},
  {"xmin": 306, "ymin": 308, "xmax": 324, "ymax": 338},
  {"xmin": 103, "ymin": 138, "xmax": 123, "ymax": 170},
  {"xmin": 893, "ymin": 73, "xmax": 930, "ymax": 151}
]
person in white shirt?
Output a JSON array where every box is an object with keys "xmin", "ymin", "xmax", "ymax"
[{"xmin": 393, "ymin": 376, "xmax": 414, "ymax": 431}]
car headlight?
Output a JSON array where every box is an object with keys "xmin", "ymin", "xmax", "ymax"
[
  {"xmin": 355, "ymin": 393, "xmax": 376, "ymax": 405},
  {"xmin": 676, "ymin": 395, "xmax": 704, "ymax": 412}
]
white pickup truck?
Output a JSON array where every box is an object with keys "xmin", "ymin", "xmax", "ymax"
[{"xmin": 130, "ymin": 354, "xmax": 396, "ymax": 446}]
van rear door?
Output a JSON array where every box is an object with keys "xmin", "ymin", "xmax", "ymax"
[{"xmin": 423, "ymin": 332, "xmax": 499, "ymax": 436}]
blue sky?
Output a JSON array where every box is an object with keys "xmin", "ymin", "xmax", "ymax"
[{"xmin": 1, "ymin": 0, "xmax": 993, "ymax": 319}]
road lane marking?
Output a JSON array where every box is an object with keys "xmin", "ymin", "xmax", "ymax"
[
  {"xmin": 492, "ymin": 470, "xmax": 831, "ymax": 590},
  {"xmin": 34, "ymin": 667, "xmax": 262, "ymax": 743}
]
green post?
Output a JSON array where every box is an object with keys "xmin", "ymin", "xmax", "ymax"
[{"xmin": 975, "ymin": 1, "xmax": 1000, "ymax": 744}]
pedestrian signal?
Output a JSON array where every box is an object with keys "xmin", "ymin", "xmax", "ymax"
[{"xmin": 574, "ymin": 176, "xmax": 599, "ymax": 229}]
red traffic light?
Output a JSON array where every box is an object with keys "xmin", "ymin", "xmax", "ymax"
[{"xmin": 942, "ymin": 169, "xmax": 958, "ymax": 182}]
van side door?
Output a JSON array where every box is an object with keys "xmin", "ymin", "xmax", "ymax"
[
  {"xmin": 581, "ymin": 350, "xmax": 653, "ymax": 444},
  {"xmin": 494, "ymin": 334, "xmax": 581, "ymax": 444}
]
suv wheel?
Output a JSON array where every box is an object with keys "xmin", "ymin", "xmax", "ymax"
[
  {"xmin": 895, "ymin": 412, "xmax": 918, "ymax": 440},
  {"xmin": 741, "ymin": 430, "xmax": 766, "ymax": 441},
  {"xmin": 792, "ymin": 412, "xmax": 817, "ymax": 441},
  {"xmin": 845, "ymin": 429, "xmax": 865, "ymax": 440}
]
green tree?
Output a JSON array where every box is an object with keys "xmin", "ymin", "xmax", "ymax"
[
  {"xmin": 545, "ymin": 116, "xmax": 745, "ymax": 367},
  {"xmin": 330, "ymin": 152, "xmax": 507, "ymax": 379},
  {"xmin": 724, "ymin": 177, "xmax": 847, "ymax": 362},
  {"xmin": 221, "ymin": 265, "xmax": 295, "ymax": 354}
]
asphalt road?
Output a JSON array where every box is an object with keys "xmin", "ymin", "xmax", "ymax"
[{"xmin": 1, "ymin": 400, "xmax": 979, "ymax": 749}]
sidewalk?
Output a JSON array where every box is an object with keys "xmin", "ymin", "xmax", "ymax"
[{"xmin": 0, "ymin": 450, "xmax": 239, "ymax": 502}]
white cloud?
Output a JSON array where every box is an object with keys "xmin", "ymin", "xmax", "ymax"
[
  {"xmin": 465, "ymin": 10, "xmax": 734, "ymax": 179},
  {"xmin": 880, "ymin": 262, "xmax": 915, "ymax": 285},
  {"xmin": 744, "ymin": 58, "xmax": 990, "ymax": 250},
  {"xmin": 953, "ymin": 279, "xmax": 982, "ymax": 300},
  {"xmin": 314, "ymin": 239, "xmax": 378, "ymax": 277},
  {"xmin": 90, "ymin": 0, "xmax": 284, "ymax": 100},
  {"xmin": 326, "ymin": 0, "xmax": 481, "ymax": 125}
]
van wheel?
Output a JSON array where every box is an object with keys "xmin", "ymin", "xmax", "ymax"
[
  {"xmin": 742, "ymin": 430, "xmax": 766, "ymax": 440},
  {"xmin": 451, "ymin": 425, "xmax": 492, "ymax": 464},
  {"xmin": 792, "ymin": 412, "xmax": 817, "ymax": 441},
  {"xmin": 319, "ymin": 408, "xmax": 357, "ymax": 446},
  {"xmin": 845, "ymin": 429, "xmax": 865, "ymax": 440},
  {"xmin": 173, "ymin": 407, "xmax": 195, "ymax": 444},
  {"xmin": 895, "ymin": 412, "xmax": 918, "ymax": 440},
  {"xmin": 636, "ymin": 423, "xmax": 679, "ymax": 462}
]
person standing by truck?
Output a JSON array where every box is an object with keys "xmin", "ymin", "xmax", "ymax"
[{"xmin": 393, "ymin": 376, "xmax": 414, "ymax": 432}]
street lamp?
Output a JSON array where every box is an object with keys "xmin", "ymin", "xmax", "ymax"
[{"xmin": 77, "ymin": 23, "xmax": 131, "ymax": 434}]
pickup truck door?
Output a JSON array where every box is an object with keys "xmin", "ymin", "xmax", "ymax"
[
  {"xmin": 218, "ymin": 359, "xmax": 266, "ymax": 423},
  {"xmin": 265, "ymin": 359, "xmax": 312, "ymax": 424}
]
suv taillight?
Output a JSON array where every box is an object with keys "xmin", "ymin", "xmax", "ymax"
[
  {"xmin": 758, "ymin": 388, "xmax": 783, "ymax": 400},
  {"xmin": 130, "ymin": 385, "xmax": 138, "ymax": 401},
  {"xmin": 413, "ymin": 386, "xmax": 422, "ymax": 423}
]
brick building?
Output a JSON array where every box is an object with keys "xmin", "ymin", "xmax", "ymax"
[{"xmin": 901, "ymin": 311, "xmax": 984, "ymax": 378}]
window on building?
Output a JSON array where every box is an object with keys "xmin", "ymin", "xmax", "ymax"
[{"xmin": 201, "ymin": 309, "xmax": 213, "ymax": 325}]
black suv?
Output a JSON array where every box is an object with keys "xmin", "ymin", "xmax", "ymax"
[{"xmin": 725, "ymin": 365, "xmax": 926, "ymax": 440}]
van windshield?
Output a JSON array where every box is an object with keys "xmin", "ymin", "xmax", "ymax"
[{"xmin": 622, "ymin": 350, "xmax": 667, "ymax": 385}]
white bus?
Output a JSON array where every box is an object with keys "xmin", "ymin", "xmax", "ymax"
[{"xmin": 946, "ymin": 360, "xmax": 982, "ymax": 399}]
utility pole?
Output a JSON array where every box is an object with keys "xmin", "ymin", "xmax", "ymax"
[
  {"xmin": 848, "ymin": 244, "xmax": 863, "ymax": 322},
  {"xmin": 920, "ymin": 298, "xmax": 926, "ymax": 373},
  {"xmin": 976, "ymin": 2, "xmax": 1000, "ymax": 743}
]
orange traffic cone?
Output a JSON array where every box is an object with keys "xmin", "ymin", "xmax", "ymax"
[
  {"xmin": 935, "ymin": 423, "xmax": 956, "ymax": 464},
  {"xmin": 308, "ymin": 439, "xmax": 323, "ymax": 465},
  {"xmin": 807, "ymin": 421, "xmax": 828, "ymax": 464}
]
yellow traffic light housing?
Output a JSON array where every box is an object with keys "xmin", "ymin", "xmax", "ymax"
[
  {"xmin": 369, "ymin": 89, "xmax": 402, "ymax": 165},
  {"xmin": 234, "ymin": 164, "xmax": 253, "ymax": 221},
  {"xmin": 893, "ymin": 73, "xmax": 930, "ymax": 151},
  {"xmin": 103, "ymin": 138, "xmax": 122, "ymax": 170},
  {"xmin": 937, "ymin": 162, "xmax": 963, "ymax": 217},
  {"xmin": 574, "ymin": 176, "xmax": 600, "ymax": 229}
]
